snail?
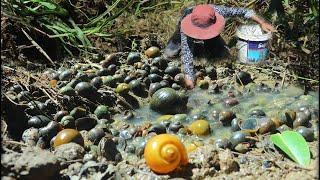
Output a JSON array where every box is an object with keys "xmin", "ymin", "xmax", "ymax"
[
  {"xmin": 145, "ymin": 46, "xmax": 160, "ymax": 58},
  {"xmin": 53, "ymin": 129, "xmax": 84, "ymax": 148},
  {"xmin": 188, "ymin": 120, "xmax": 210, "ymax": 136},
  {"xmin": 144, "ymin": 134, "xmax": 188, "ymax": 174}
]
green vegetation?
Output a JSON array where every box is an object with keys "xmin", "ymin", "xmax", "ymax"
[{"xmin": 270, "ymin": 131, "xmax": 311, "ymax": 167}]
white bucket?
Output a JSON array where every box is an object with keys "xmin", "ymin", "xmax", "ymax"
[{"xmin": 236, "ymin": 25, "xmax": 272, "ymax": 64}]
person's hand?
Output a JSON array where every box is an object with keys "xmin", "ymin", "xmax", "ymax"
[
  {"xmin": 261, "ymin": 22, "xmax": 277, "ymax": 33},
  {"xmin": 183, "ymin": 76, "xmax": 194, "ymax": 89}
]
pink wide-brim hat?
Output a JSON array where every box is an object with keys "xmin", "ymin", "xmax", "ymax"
[{"xmin": 181, "ymin": 4, "xmax": 225, "ymax": 40}]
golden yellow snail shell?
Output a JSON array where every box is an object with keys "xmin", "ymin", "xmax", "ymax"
[{"xmin": 144, "ymin": 134, "xmax": 188, "ymax": 174}]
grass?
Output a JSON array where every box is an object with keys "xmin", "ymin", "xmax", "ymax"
[{"xmin": 1, "ymin": 0, "xmax": 135, "ymax": 55}]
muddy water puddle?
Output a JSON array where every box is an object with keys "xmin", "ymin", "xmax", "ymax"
[{"xmin": 113, "ymin": 84, "xmax": 319, "ymax": 148}]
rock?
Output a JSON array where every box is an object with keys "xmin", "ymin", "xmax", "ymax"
[
  {"xmin": 97, "ymin": 136, "xmax": 122, "ymax": 162},
  {"xmin": 54, "ymin": 142, "xmax": 85, "ymax": 161},
  {"xmin": 65, "ymin": 162, "xmax": 83, "ymax": 176},
  {"xmin": 22, "ymin": 128, "xmax": 39, "ymax": 146},
  {"xmin": 218, "ymin": 149, "xmax": 240, "ymax": 174},
  {"xmin": 1, "ymin": 147, "xmax": 60, "ymax": 180},
  {"xmin": 189, "ymin": 146, "xmax": 219, "ymax": 169}
]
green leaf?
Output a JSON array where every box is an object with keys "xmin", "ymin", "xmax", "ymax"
[
  {"xmin": 270, "ymin": 131, "xmax": 311, "ymax": 167},
  {"xmin": 38, "ymin": 2, "xmax": 56, "ymax": 10}
]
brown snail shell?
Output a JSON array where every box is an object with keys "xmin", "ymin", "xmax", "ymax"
[
  {"xmin": 53, "ymin": 129, "xmax": 84, "ymax": 148},
  {"xmin": 145, "ymin": 46, "xmax": 160, "ymax": 58}
]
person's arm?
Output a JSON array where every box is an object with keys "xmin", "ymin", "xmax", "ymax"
[
  {"xmin": 181, "ymin": 32, "xmax": 195, "ymax": 89},
  {"xmin": 250, "ymin": 14, "xmax": 276, "ymax": 32},
  {"xmin": 213, "ymin": 5, "xmax": 276, "ymax": 32}
]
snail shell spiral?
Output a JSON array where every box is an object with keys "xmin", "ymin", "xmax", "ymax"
[{"xmin": 144, "ymin": 134, "xmax": 188, "ymax": 174}]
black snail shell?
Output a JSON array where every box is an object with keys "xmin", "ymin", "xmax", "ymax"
[
  {"xmin": 28, "ymin": 115, "xmax": 52, "ymax": 128},
  {"xmin": 124, "ymin": 75, "xmax": 135, "ymax": 84},
  {"xmin": 205, "ymin": 66, "xmax": 217, "ymax": 80},
  {"xmin": 54, "ymin": 110, "xmax": 69, "ymax": 122},
  {"xmin": 276, "ymin": 124, "xmax": 292, "ymax": 133},
  {"xmin": 143, "ymin": 77, "xmax": 151, "ymax": 88},
  {"xmin": 150, "ymin": 88, "xmax": 188, "ymax": 114},
  {"xmin": 88, "ymin": 127, "xmax": 106, "ymax": 144},
  {"xmin": 10, "ymin": 84, "xmax": 24, "ymax": 93},
  {"xmin": 229, "ymin": 131, "xmax": 251, "ymax": 149},
  {"xmin": 235, "ymin": 71, "xmax": 252, "ymax": 85},
  {"xmin": 159, "ymin": 80, "xmax": 170, "ymax": 88},
  {"xmin": 67, "ymin": 78, "xmax": 81, "ymax": 88},
  {"xmin": 231, "ymin": 118, "xmax": 241, "ymax": 131},
  {"xmin": 257, "ymin": 117, "xmax": 276, "ymax": 134},
  {"xmin": 295, "ymin": 126, "xmax": 314, "ymax": 142},
  {"xmin": 162, "ymin": 74, "xmax": 174, "ymax": 84},
  {"xmin": 141, "ymin": 63, "xmax": 151, "ymax": 72},
  {"xmin": 151, "ymin": 57, "xmax": 168, "ymax": 69},
  {"xmin": 149, "ymin": 124, "xmax": 167, "ymax": 134},
  {"xmin": 219, "ymin": 111, "xmax": 236, "ymax": 126},
  {"xmin": 74, "ymin": 82, "xmax": 97, "ymax": 98},
  {"xmin": 59, "ymin": 69, "xmax": 73, "ymax": 81},
  {"xmin": 240, "ymin": 117, "xmax": 259, "ymax": 133},
  {"xmin": 107, "ymin": 64, "xmax": 117, "ymax": 75},
  {"xmin": 172, "ymin": 83, "xmax": 181, "ymax": 90},
  {"xmin": 17, "ymin": 91, "xmax": 32, "ymax": 102},
  {"xmin": 293, "ymin": 111, "xmax": 311, "ymax": 128},
  {"xmin": 91, "ymin": 76, "xmax": 103, "ymax": 89},
  {"xmin": 149, "ymin": 82, "xmax": 162, "ymax": 96},
  {"xmin": 39, "ymin": 121, "xmax": 62, "ymax": 139},
  {"xmin": 150, "ymin": 66, "xmax": 162, "ymax": 75},
  {"xmin": 127, "ymin": 52, "xmax": 141, "ymax": 65},
  {"xmin": 96, "ymin": 68, "xmax": 109, "ymax": 76},
  {"xmin": 148, "ymin": 74, "xmax": 163, "ymax": 83},
  {"xmin": 75, "ymin": 116, "xmax": 97, "ymax": 131},
  {"xmin": 215, "ymin": 138, "xmax": 231, "ymax": 149},
  {"xmin": 249, "ymin": 109, "xmax": 266, "ymax": 117},
  {"xmin": 174, "ymin": 73, "xmax": 185, "ymax": 84},
  {"xmin": 129, "ymin": 79, "xmax": 144, "ymax": 93},
  {"xmin": 70, "ymin": 107, "xmax": 87, "ymax": 119},
  {"xmin": 164, "ymin": 65, "xmax": 180, "ymax": 77},
  {"xmin": 169, "ymin": 121, "xmax": 184, "ymax": 133}
]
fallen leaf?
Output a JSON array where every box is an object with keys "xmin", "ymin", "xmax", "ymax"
[{"xmin": 270, "ymin": 131, "xmax": 311, "ymax": 167}]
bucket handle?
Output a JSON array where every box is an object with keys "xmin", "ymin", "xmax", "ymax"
[{"xmin": 236, "ymin": 39, "xmax": 247, "ymax": 50}]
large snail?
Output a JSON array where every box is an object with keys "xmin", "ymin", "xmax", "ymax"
[
  {"xmin": 144, "ymin": 134, "xmax": 188, "ymax": 174},
  {"xmin": 53, "ymin": 129, "xmax": 84, "ymax": 148}
]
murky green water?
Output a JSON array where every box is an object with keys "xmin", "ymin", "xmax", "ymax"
[{"xmin": 114, "ymin": 84, "xmax": 319, "ymax": 142}]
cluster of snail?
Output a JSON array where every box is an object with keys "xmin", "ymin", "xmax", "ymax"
[{"xmin": 3, "ymin": 45, "xmax": 318, "ymax": 175}]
